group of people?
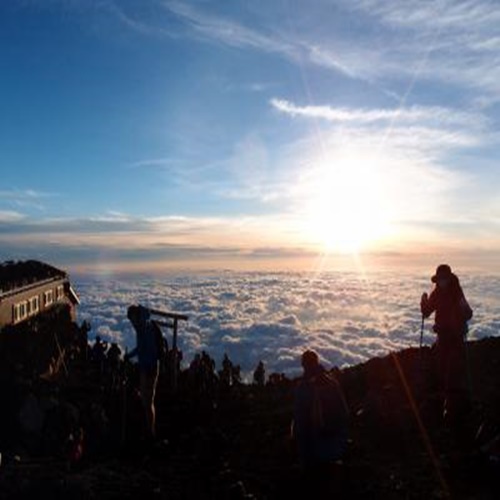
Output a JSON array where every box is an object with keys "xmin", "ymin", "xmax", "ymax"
[
  {"xmin": 291, "ymin": 263, "xmax": 474, "ymax": 477},
  {"xmin": 125, "ymin": 306, "xmax": 267, "ymax": 443},
  {"xmin": 123, "ymin": 264, "xmax": 473, "ymax": 474}
]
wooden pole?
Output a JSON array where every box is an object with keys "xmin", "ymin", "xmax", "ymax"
[
  {"xmin": 172, "ymin": 317, "xmax": 178, "ymax": 391},
  {"xmin": 142, "ymin": 306, "xmax": 188, "ymax": 393}
]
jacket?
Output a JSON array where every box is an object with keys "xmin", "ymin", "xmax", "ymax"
[{"xmin": 421, "ymin": 273, "xmax": 473, "ymax": 337}]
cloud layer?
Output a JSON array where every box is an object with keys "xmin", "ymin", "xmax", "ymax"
[{"xmin": 75, "ymin": 269, "xmax": 499, "ymax": 380}]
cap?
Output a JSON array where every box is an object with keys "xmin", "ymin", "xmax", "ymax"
[
  {"xmin": 301, "ymin": 350, "xmax": 319, "ymax": 369},
  {"xmin": 431, "ymin": 264, "xmax": 452, "ymax": 283},
  {"xmin": 127, "ymin": 304, "xmax": 150, "ymax": 321}
]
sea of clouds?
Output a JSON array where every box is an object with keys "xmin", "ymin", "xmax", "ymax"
[{"xmin": 74, "ymin": 270, "xmax": 500, "ymax": 380}]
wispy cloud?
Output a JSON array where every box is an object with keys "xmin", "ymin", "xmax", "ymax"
[
  {"xmin": 269, "ymin": 98, "xmax": 489, "ymax": 159},
  {"xmin": 304, "ymin": 43, "xmax": 364, "ymax": 79},
  {"xmin": 350, "ymin": 0, "xmax": 500, "ymax": 32},
  {"xmin": 0, "ymin": 188, "xmax": 54, "ymax": 200},
  {"xmin": 158, "ymin": 1, "xmax": 500, "ymax": 102},
  {"xmin": 0, "ymin": 210, "xmax": 25, "ymax": 223},
  {"xmin": 163, "ymin": 1, "xmax": 296, "ymax": 56},
  {"xmin": 43, "ymin": 1, "xmax": 500, "ymax": 101},
  {"xmin": 340, "ymin": 0, "xmax": 500, "ymax": 99},
  {"xmin": 0, "ymin": 188, "xmax": 55, "ymax": 211},
  {"xmin": 270, "ymin": 98, "xmax": 487, "ymax": 128},
  {"xmin": 0, "ymin": 212, "xmax": 299, "ymax": 247},
  {"xmin": 127, "ymin": 157, "xmax": 191, "ymax": 171},
  {"xmin": 161, "ymin": 1, "xmax": 363, "ymax": 80},
  {"xmin": 1, "ymin": 207, "xmax": 499, "ymax": 270},
  {"xmin": 103, "ymin": 1, "xmax": 175, "ymax": 38}
]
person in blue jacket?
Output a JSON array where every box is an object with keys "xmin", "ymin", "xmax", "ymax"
[{"xmin": 126, "ymin": 305, "xmax": 163, "ymax": 441}]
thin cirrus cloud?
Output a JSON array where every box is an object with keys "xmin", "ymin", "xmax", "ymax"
[
  {"xmin": 68, "ymin": 1, "xmax": 500, "ymax": 99},
  {"xmin": 269, "ymin": 97, "xmax": 488, "ymax": 158},
  {"xmin": 162, "ymin": 1, "xmax": 297, "ymax": 55},
  {"xmin": 269, "ymin": 98, "xmax": 487, "ymax": 128},
  {"xmin": 0, "ymin": 210, "xmax": 25, "ymax": 223},
  {"xmin": 350, "ymin": 0, "xmax": 500, "ymax": 31},
  {"xmin": 341, "ymin": 0, "xmax": 500, "ymax": 97},
  {"xmin": 0, "ymin": 188, "xmax": 55, "ymax": 210},
  {"xmin": 161, "ymin": 1, "xmax": 360, "ymax": 79},
  {"xmin": 163, "ymin": 0, "xmax": 500, "ymax": 97},
  {"xmin": 0, "ymin": 191, "xmax": 53, "ymax": 228},
  {"xmin": 106, "ymin": 1, "xmax": 367, "ymax": 82}
]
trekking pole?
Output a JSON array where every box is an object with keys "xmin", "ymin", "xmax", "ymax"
[
  {"xmin": 463, "ymin": 324, "xmax": 474, "ymax": 403},
  {"xmin": 420, "ymin": 315, "xmax": 424, "ymax": 350},
  {"xmin": 419, "ymin": 315, "xmax": 425, "ymax": 376},
  {"xmin": 121, "ymin": 348, "xmax": 128, "ymax": 448}
]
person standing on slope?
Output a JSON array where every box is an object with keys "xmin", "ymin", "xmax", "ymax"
[
  {"xmin": 292, "ymin": 351, "xmax": 349, "ymax": 474},
  {"xmin": 420, "ymin": 264, "xmax": 473, "ymax": 422},
  {"xmin": 126, "ymin": 305, "xmax": 164, "ymax": 443}
]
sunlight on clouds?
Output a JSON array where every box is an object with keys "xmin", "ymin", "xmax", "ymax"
[
  {"xmin": 75, "ymin": 270, "xmax": 500, "ymax": 378},
  {"xmin": 271, "ymin": 96, "xmax": 484, "ymax": 253}
]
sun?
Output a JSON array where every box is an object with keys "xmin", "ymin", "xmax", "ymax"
[{"xmin": 300, "ymin": 153, "xmax": 392, "ymax": 253}]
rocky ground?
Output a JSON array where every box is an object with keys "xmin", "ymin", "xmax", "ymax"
[{"xmin": 1, "ymin": 336, "xmax": 500, "ymax": 499}]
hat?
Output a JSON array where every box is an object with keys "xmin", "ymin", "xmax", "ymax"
[
  {"xmin": 431, "ymin": 264, "xmax": 452, "ymax": 283},
  {"xmin": 301, "ymin": 350, "xmax": 319, "ymax": 369},
  {"xmin": 127, "ymin": 304, "xmax": 150, "ymax": 321}
]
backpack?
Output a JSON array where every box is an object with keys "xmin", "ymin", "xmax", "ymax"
[
  {"xmin": 310, "ymin": 371, "xmax": 348, "ymax": 436},
  {"xmin": 151, "ymin": 321, "xmax": 166, "ymax": 360}
]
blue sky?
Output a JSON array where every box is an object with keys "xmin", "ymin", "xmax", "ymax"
[{"xmin": 1, "ymin": 0, "xmax": 500, "ymax": 272}]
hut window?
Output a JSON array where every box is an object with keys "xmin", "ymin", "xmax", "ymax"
[
  {"xmin": 13, "ymin": 301, "xmax": 28, "ymax": 323},
  {"xmin": 29, "ymin": 296, "xmax": 40, "ymax": 315},
  {"xmin": 56, "ymin": 285, "xmax": 64, "ymax": 301},
  {"xmin": 44, "ymin": 289, "xmax": 54, "ymax": 306}
]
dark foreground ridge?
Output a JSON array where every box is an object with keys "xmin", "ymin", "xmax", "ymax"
[{"xmin": 1, "ymin": 332, "xmax": 500, "ymax": 499}]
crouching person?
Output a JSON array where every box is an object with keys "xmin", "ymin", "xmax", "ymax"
[{"xmin": 292, "ymin": 350, "xmax": 349, "ymax": 495}]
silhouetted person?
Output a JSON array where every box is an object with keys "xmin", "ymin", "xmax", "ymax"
[
  {"xmin": 421, "ymin": 264, "xmax": 473, "ymax": 423},
  {"xmin": 106, "ymin": 342, "xmax": 122, "ymax": 390},
  {"xmin": 188, "ymin": 354, "xmax": 202, "ymax": 393},
  {"xmin": 79, "ymin": 320, "xmax": 91, "ymax": 361},
  {"xmin": 125, "ymin": 305, "xmax": 163, "ymax": 442},
  {"xmin": 91, "ymin": 335, "xmax": 107, "ymax": 375},
  {"xmin": 200, "ymin": 350, "xmax": 217, "ymax": 397},
  {"xmin": 292, "ymin": 350, "xmax": 349, "ymax": 483},
  {"xmin": 107, "ymin": 342, "xmax": 121, "ymax": 365},
  {"xmin": 253, "ymin": 361, "xmax": 265, "ymax": 387},
  {"xmin": 220, "ymin": 353, "xmax": 233, "ymax": 389},
  {"xmin": 231, "ymin": 364, "xmax": 242, "ymax": 386}
]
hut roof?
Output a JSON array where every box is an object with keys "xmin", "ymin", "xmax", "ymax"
[{"xmin": 0, "ymin": 260, "xmax": 67, "ymax": 294}]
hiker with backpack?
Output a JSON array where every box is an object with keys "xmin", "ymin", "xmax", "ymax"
[
  {"xmin": 420, "ymin": 264, "xmax": 473, "ymax": 423},
  {"xmin": 125, "ymin": 305, "xmax": 165, "ymax": 443},
  {"xmin": 292, "ymin": 350, "xmax": 349, "ymax": 474}
]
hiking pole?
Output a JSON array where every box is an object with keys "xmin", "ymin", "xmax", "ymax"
[
  {"xmin": 420, "ymin": 315, "xmax": 424, "ymax": 350},
  {"xmin": 463, "ymin": 324, "xmax": 474, "ymax": 403},
  {"xmin": 419, "ymin": 315, "xmax": 425, "ymax": 376},
  {"xmin": 121, "ymin": 348, "xmax": 128, "ymax": 448}
]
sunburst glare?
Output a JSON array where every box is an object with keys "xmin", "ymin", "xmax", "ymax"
[{"xmin": 300, "ymin": 151, "xmax": 393, "ymax": 253}]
